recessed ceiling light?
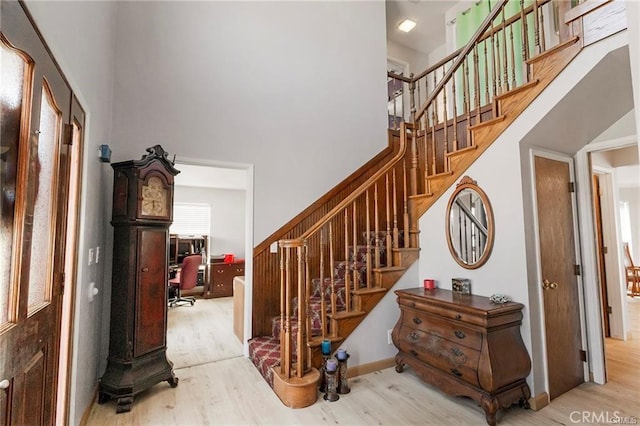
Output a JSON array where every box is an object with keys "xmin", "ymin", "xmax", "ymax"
[{"xmin": 398, "ymin": 19, "xmax": 416, "ymax": 33}]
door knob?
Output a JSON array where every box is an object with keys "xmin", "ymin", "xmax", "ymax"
[
  {"xmin": 542, "ymin": 279, "xmax": 558, "ymax": 290},
  {"xmin": 0, "ymin": 379, "xmax": 9, "ymax": 390}
]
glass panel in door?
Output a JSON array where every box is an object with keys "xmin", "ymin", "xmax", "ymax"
[
  {"xmin": 27, "ymin": 80, "xmax": 61, "ymax": 314},
  {"xmin": 0, "ymin": 36, "xmax": 32, "ymax": 327}
]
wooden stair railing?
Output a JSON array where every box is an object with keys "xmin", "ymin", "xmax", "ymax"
[
  {"xmin": 388, "ymin": 0, "xmax": 598, "ymax": 219},
  {"xmin": 272, "ymin": 122, "xmax": 414, "ymax": 406},
  {"xmin": 252, "ymin": 131, "xmax": 402, "ymax": 339},
  {"xmin": 260, "ymin": 0, "xmax": 626, "ymax": 408}
]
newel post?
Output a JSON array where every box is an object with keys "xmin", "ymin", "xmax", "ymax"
[{"xmin": 278, "ymin": 238, "xmax": 309, "ymax": 377}]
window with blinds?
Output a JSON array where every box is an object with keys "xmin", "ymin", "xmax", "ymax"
[{"xmin": 170, "ymin": 203, "xmax": 211, "ymax": 236}]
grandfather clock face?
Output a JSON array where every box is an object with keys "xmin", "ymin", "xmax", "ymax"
[{"xmin": 140, "ymin": 176, "xmax": 168, "ymax": 217}]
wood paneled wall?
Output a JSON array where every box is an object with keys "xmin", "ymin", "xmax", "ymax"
[{"xmin": 252, "ymin": 131, "xmax": 402, "ymax": 337}]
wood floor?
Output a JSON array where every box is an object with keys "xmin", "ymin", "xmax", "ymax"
[
  {"xmin": 166, "ymin": 297, "xmax": 243, "ymax": 369},
  {"xmin": 86, "ymin": 298, "xmax": 640, "ymax": 425}
]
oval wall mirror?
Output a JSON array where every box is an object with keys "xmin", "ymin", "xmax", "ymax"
[{"xmin": 445, "ymin": 176, "xmax": 494, "ymax": 269}]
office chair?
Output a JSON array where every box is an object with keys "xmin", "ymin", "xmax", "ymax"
[{"xmin": 168, "ymin": 254, "xmax": 200, "ymax": 307}]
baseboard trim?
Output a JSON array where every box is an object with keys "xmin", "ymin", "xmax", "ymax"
[
  {"xmin": 528, "ymin": 391, "xmax": 550, "ymax": 411},
  {"xmin": 348, "ymin": 357, "xmax": 396, "ymax": 378},
  {"xmin": 79, "ymin": 385, "xmax": 98, "ymax": 426}
]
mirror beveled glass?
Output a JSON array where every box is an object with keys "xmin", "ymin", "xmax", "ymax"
[{"xmin": 446, "ymin": 176, "xmax": 494, "ymax": 269}]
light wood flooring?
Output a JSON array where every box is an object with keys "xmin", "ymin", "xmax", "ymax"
[
  {"xmin": 166, "ymin": 297, "xmax": 243, "ymax": 369},
  {"xmin": 87, "ymin": 298, "xmax": 640, "ymax": 425}
]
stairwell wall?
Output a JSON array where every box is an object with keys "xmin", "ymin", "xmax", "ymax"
[
  {"xmin": 109, "ymin": 1, "xmax": 389, "ymax": 245},
  {"xmin": 417, "ymin": 129, "xmax": 533, "ymax": 383}
]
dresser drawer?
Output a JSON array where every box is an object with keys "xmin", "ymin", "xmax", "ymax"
[
  {"xmin": 401, "ymin": 307, "xmax": 483, "ymax": 351},
  {"xmin": 397, "ymin": 325, "xmax": 480, "ymax": 386}
]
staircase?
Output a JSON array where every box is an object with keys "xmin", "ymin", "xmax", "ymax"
[{"xmin": 248, "ymin": 0, "xmax": 626, "ymax": 408}]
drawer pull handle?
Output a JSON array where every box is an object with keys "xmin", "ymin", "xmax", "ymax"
[
  {"xmin": 413, "ymin": 317, "xmax": 422, "ymax": 325},
  {"xmin": 410, "ymin": 349, "xmax": 418, "ymax": 357},
  {"xmin": 454, "ymin": 330, "xmax": 465, "ymax": 339},
  {"xmin": 450, "ymin": 368, "xmax": 463, "ymax": 377},
  {"xmin": 455, "ymin": 314, "xmax": 462, "ymax": 320},
  {"xmin": 408, "ymin": 331, "xmax": 418, "ymax": 340},
  {"xmin": 141, "ymin": 267, "xmax": 149, "ymax": 272},
  {"xmin": 451, "ymin": 347, "xmax": 463, "ymax": 357}
]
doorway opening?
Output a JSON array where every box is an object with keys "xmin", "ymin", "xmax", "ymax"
[
  {"xmin": 166, "ymin": 159, "xmax": 254, "ymax": 370},
  {"xmin": 587, "ymin": 143, "xmax": 640, "ymax": 384}
]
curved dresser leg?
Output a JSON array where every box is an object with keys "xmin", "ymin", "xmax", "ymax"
[
  {"xmin": 480, "ymin": 395, "xmax": 499, "ymax": 426},
  {"xmin": 394, "ymin": 354, "xmax": 405, "ymax": 373}
]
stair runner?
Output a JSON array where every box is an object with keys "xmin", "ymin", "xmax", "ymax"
[{"xmin": 248, "ymin": 236, "xmax": 390, "ymax": 388}]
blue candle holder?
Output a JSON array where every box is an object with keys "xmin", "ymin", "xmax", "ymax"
[{"xmin": 321, "ymin": 339, "xmax": 331, "ymax": 355}]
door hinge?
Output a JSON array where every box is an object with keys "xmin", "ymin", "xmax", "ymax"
[
  {"xmin": 569, "ymin": 182, "xmax": 575, "ymax": 192},
  {"xmin": 602, "ymin": 246, "xmax": 608, "ymax": 254},
  {"xmin": 60, "ymin": 272, "xmax": 65, "ymax": 294},
  {"xmin": 607, "ymin": 306, "xmax": 612, "ymax": 314},
  {"xmin": 63, "ymin": 123, "xmax": 73, "ymax": 145},
  {"xmin": 580, "ymin": 350, "xmax": 587, "ymax": 362},
  {"xmin": 574, "ymin": 264, "xmax": 581, "ymax": 276}
]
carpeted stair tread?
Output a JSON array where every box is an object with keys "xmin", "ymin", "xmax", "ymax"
[{"xmin": 247, "ymin": 336, "xmax": 280, "ymax": 388}]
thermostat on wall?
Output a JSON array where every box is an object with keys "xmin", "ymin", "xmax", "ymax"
[{"xmin": 98, "ymin": 144, "xmax": 112, "ymax": 163}]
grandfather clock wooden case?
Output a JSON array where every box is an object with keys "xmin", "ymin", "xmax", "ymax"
[{"xmin": 99, "ymin": 145, "xmax": 180, "ymax": 413}]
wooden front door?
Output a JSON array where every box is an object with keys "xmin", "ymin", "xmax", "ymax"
[
  {"xmin": 534, "ymin": 155, "xmax": 585, "ymax": 400},
  {"xmin": 1, "ymin": 2, "xmax": 77, "ymax": 424}
]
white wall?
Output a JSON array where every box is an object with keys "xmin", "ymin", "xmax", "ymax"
[
  {"xmin": 110, "ymin": 1, "xmax": 389, "ymax": 245},
  {"xmin": 592, "ymin": 110, "xmax": 637, "ymax": 143},
  {"xmin": 619, "ymin": 186, "xmax": 640, "ymax": 262},
  {"xmin": 174, "ymin": 186, "xmax": 246, "ymax": 258},
  {"xmin": 418, "ymin": 130, "xmax": 534, "ymax": 387},
  {"xmin": 22, "ymin": 1, "xmax": 118, "ymax": 425},
  {"xmin": 627, "ymin": 0, "xmax": 640, "ymax": 165},
  {"xmin": 387, "ymin": 39, "xmax": 430, "ymax": 74}
]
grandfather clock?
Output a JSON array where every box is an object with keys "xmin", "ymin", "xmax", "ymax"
[{"xmin": 98, "ymin": 145, "xmax": 180, "ymax": 413}]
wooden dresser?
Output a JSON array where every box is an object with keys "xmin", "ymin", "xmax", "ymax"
[
  {"xmin": 392, "ymin": 288, "xmax": 531, "ymax": 425},
  {"xmin": 206, "ymin": 260, "xmax": 245, "ymax": 298}
]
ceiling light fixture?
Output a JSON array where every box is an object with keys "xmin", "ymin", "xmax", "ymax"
[{"xmin": 398, "ymin": 19, "xmax": 416, "ymax": 33}]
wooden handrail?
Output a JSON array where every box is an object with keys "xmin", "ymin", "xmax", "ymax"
[
  {"xmin": 254, "ymin": 140, "xmax": 396, "ymax": 256},
  {"xmin": 298, "ymin": 123, "xmax": 409, "ymax": 240},
  {"xmin": 411, "ymin": 0, "xmax": 552, "ymax": 83},
  {"xmin": 387, "ymin": 71, "xmax": 412, "ymax": 83},
  {"xmin": 414, "ymin": 0, "xmax": 508, "ymax": 122}
]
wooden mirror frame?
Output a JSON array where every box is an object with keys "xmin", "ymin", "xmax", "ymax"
[{"xmin": 445, "ymin": 176, "xmax": 495, "ymax": 269}]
